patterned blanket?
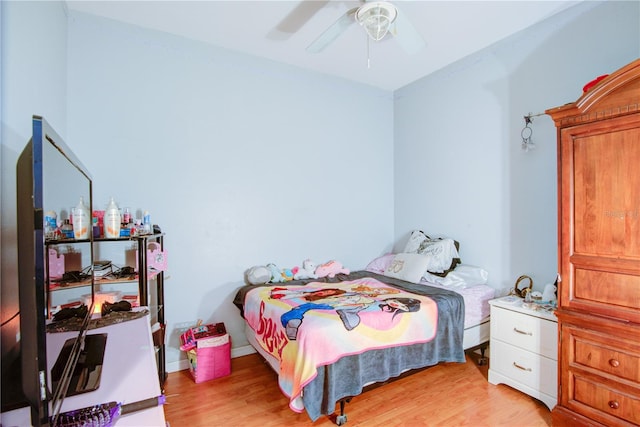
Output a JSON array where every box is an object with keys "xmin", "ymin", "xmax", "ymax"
[{"xmin": 243, "ymin": 277, "xmax": 439, "ymax": 413}]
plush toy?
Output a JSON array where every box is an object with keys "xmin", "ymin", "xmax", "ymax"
[
  {"xmin": 281, "ymin": 268, "xmax": 295, "ymax": 282},
  {"xmin": 294, "ymin": 259, "xmax": 318, "ymax": 280},
  {"xmin": 246, "ymin": 265, "xmax": 271, "ymax": 285},
  {"xmin": 315, "ymin": 260, "xmax": 350, "ymax": 278},
  {"xmin": 267, "ymin": 263, "xmax": 286, "ymax": 283}
]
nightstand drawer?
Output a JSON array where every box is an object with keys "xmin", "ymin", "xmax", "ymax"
[
  {"xmin": 491, "ymin": 339, "xmax": 557, "ymax": 397},
  {"xmin": 492, "ymin": 305, "xmax": 557, "ymax": 359}
]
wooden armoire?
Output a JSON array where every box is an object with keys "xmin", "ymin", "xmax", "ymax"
[{"xmin": 546, "ymin": 59, "xmax": 640, "ymax": 426}]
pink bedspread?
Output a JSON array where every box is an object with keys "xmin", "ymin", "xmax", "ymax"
[{"xmin": 243, "ymin": 277, "xmax": 438, "ymax": 412}]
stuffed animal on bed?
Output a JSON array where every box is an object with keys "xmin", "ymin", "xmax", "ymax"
[
  {"xmin": 281, "ymin": 268, "xmax": 295, "ymax": 282},
  {"xmin": 267, "ymin": 263, "xmax": 286, "ymax": 283},
  {"xmin": 315, "ymin": 260, "xmax": 350, "ymax": 278},
  {"xmin": 246, "ymin": 265, "xmax": 271, "ymax": 285},
  {"xmin": 293, "ymin": 259, "xmax": 318, "ymax": 280}
]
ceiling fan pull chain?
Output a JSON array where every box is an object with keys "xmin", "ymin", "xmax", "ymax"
[{"xmin": 367, "ymin": 35, "xmax": 371, "ymax": 69}]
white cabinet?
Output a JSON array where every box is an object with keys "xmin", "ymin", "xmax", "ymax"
[
  {"xmin": 488, "ymin": 296, "xmax": 557, "ymax": 410},
  {"xmin": 1, "ymin": 313, "xmax": 166, "ymax": 426}
]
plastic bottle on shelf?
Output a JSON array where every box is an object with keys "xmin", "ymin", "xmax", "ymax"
[
  {"xmin": 92, "ymin": 216, "xmax": 100, "ymax": 238},
  {"xmin": 104, "ymin": 197, "xmax": 122, "ymax": 238},
  {"xmin": 44, "ymin": 210, "xmax": 57, "ymax": 239},
  {"xmin": 61, "ymin": 219, "xmax": 73, "ymax": 239},
  {"xmin": 123, "ymin": 207, "xmax": 131, "ymax": 225},
  {"xmin": 143, "ymin": 210, "xmax": 151, "ymax": 234},
  {"xmin": 72, "ymin": 197, "xmax": 91, "ymax": 239}
]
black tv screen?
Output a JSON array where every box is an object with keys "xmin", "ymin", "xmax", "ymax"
[{"xmin": 4, "ymin": 116, "xmax": 95, "ymax": 426}]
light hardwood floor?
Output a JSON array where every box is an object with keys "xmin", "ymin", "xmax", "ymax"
[{"xmin": 163, "ymin": 351, "xmax": 552, "ymax": 427}]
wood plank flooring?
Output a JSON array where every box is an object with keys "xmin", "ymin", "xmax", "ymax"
[{"xmin": 163, "ymin": 351, "xmax": 552, "ymax": 427}]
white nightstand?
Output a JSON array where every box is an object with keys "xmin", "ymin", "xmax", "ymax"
[{"xmin": 488, "ymin": 296, "xmax": 558, "ymax": 410}]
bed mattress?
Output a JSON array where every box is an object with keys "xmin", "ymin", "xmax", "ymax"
[{"xmin": 421, "ymin": 280, "xmax": 494, "ymax": 328}]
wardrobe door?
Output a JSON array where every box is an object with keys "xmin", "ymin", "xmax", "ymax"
[{"xmin": 559, "ymin": 114, "xmax": 640, "ymax": 325}]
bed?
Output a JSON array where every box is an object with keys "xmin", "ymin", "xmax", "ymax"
[{"xmin": 233, "ymin": 257, "xmax": 494, "ymax": 424}]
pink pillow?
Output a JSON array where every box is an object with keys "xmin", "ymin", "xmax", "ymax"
[{"xmin": 365, "ymin": 253, "xmax": 396, "ymax": 274}]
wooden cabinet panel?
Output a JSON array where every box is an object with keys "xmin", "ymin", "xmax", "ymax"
[
  {"xmin": 572, "ymin": 127, "xmax": 640, "ymax": 257},
  {"xmin": 563, "ymin": 322, "xmax": 640, "ymax": 384},
  {"xmin": 573, "ymin": 375, "xmax": 640, "ymax": 425},
  {"xmin": 574, "ymin": 268, "xmax": 640, "ymax": 319},
  {"xmin": 558, "ymin": 317, "xmax": 640, "ymax": 426},
  {"xmin": 575, "ymin": 341, "xmax": 640, "ymax": 384}
]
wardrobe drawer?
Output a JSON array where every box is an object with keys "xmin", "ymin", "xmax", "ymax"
[
  {"xmin": 573, "ymin": 374, "xmax": 640, "ymax": 425},
  {"xmin": 492, "ymin": 306, "xmax": 557, "ymax": 359},
  {"xmin": 491, "ymin": 339, "xmax": 557, "ymax": 397},
  {"xmin": 565, "ymin": 325, "xmax": 640, "ymax": 383}
]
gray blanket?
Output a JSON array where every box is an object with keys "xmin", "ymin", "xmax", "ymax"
[{"xmin": 233, "ymin": 271, "xmax": 465, "ymax": 421}]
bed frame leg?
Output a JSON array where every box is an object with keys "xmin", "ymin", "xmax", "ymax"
[
  {"xmin": 335, "ymin": 398, "xmax": 351, "ymax": 425},
  {"xmin": 477, "ymin": 344, "xmax": 488, "ymax": 366},
  {"xmin": 466, "ymin": 343, "xmax": 489, "ymax": 366}
]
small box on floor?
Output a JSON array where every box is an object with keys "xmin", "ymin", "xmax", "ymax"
[{"xmin": 180, "ymin": 322, "xmax": 231, "ymax": 383}]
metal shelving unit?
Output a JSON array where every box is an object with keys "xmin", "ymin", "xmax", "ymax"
[{"xmin": 45, "ymin": 232, "xmax": 167, "ymax": 388}]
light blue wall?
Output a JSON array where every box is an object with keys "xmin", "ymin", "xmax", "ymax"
[
  {"xmin": 64, "ymin": 12, "xmax": 394, "ymax": 367},
  {"xmin": 2, "ymin": 0, "xmax": 639, "ymax": 373},
  {"xmin": 394, "ymin": 0, "xmax": 640, "ymax": 294},
  {"xmin": 1, "ymin": 0, "xmax": 68, "ymax": 363}
]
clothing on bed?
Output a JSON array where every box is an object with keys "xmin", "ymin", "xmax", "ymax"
[{"xmin": 234, "ymin": 271, "xmax": 466, "ymax": 421}]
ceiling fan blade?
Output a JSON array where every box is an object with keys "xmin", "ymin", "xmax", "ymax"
[
  {"xmin": 274, "ymin": 1, "xmax": 329, "ymax": 35},
  {"xmin": 391, "ymin": 8, "xmax": 426, "ymax": 54},
  {"xmin": 306, "ymin": 7, "xmax": 358, "ymax": 54}
]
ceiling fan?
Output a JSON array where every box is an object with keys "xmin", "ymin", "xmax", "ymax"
[{"xmin": 306, "ymin": 1, "xmax": 426, "ymax": 54}]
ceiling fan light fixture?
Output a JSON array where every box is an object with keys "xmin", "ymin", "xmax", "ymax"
[{"xmin": 356, "ymin": 2, "xmax": 398, "ymax": 41}]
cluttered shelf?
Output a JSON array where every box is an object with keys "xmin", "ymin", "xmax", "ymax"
[
  {"xmin": 47, "ymin": 232, "xmax": 166, "ymax": 294},
  {"xmin": 49, "ymin": 270, "xmax": 164, "ymax": 292},
  {"xmin": 46, "ymin": 231, "xmax": 165, "ymax": 245}
]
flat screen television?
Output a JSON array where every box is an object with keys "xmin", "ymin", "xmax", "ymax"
[{"xmin": 4, "ymin": 116, "xmax": 96, "ymax": 426}]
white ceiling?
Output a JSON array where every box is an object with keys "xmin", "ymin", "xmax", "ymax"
[{"xmin": 65, "ymin": 1, "xmax": 582, "ymax": 91}]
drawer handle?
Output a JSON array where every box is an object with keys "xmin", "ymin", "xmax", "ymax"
[
  {"xmin": 512, "ymin": 362, "xmax": 532, "ymax": 372},
  {"xmin": 609, "ymin": 358, "xmax": 620, "ymax": 368},
  {"xmin": 608, "ymin": 400, "xmax": 619, "ymax": 410},
  {"xmin": 513, "ymin": 327, "xmax": 533, "ymax": 336}
]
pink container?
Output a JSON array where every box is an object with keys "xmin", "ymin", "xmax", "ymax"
[{"xmin": 185, "ymin": 337, "xmax": 231, "ymax": 383}]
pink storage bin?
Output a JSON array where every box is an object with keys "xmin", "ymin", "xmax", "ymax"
[
  {"xmin": 180, "ymin": 322, "xmax": 231, "ymax": 383},
  {"xmin": 184, "ymin": 336, "xmax": 231, "ymax": 383}
]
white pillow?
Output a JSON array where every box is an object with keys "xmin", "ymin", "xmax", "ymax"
[
  {"xmin": 403, "ymin": 230, "xmax": 460, "ymax": 274},
  {"xmin": 403, "ymin": 230, "xmax": 429, "ymax": 253},
  {"xmin": 384, "ymin": 253, "xmax": 431, "ymax": 283}
]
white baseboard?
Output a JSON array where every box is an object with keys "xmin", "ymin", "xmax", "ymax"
[
  {"xmin": 166, "ymin": 344, "xmax": 257, "ymax": 373},
  {"xmin": 232, "ymin": 344, "xmax": 257, "ymax": 358},
  {"xmin": 166, "ymin": 344, "xmax": 491, "ymax": 374}
]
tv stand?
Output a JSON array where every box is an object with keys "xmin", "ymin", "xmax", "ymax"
[{"xmin": 1, "ymin": 311, "xmax": 165, "ymax": 426}]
